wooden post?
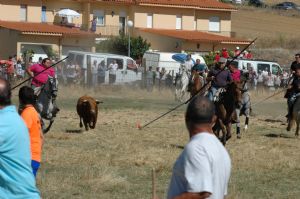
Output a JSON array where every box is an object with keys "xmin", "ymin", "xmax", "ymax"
[{"xmin": 152, "ymin": 168, "xmax": 156, "ymax": 199}]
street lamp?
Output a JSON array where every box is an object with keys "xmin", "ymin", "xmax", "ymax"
[{"xmin": 127, "ymin": 20, "xmax": 133, "ymax": 57}]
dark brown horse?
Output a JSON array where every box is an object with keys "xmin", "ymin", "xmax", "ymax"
[{"xmin": 213, "ymin": 81, "xmax": 244, "ymax": 145}]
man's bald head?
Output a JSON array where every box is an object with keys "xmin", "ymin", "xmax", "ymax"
[
  {"xmin": 185, "ymin": 96, "xmax": 215, "ymax": 126},
  {"xmin": 0, "ymin": 77, "xmax": 11, "ymax": 106}
]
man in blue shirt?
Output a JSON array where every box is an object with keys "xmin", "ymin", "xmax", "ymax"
[{"xmin": 0, "ymin": 77, "xmax": 40, "ymax": 199}]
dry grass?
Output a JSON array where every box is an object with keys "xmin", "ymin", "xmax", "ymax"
[{"xmin": 31, "ymin": 86, "xmax": 300, "ymax": 199}]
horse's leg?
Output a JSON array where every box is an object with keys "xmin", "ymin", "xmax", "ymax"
[
  {"xmin": 296, "ymin": 112, "xmax": 300, "ymax": 137},
  {"xmin": 245, "ymin": 116, "xmax": 249, "ymax": 131},
  {"xmin": 218, "ymin": 119, "xmax": 227, "ymax": 145},
  {"xmin": 79, "ymin": 117, "xmax": 83, "ymax": 128},
  {"xmin": 226, "ymin": 122, "xmax": 232, "ymax": 141},
  {"xmin": 287, "ymin": 112, "xmax": 294, "ymax": 132}
]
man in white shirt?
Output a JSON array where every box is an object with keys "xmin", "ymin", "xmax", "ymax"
[
  {"xmin": 91, "ymin": 60, "xmax": 98, "ymax": 86},
  {"xmin": 167, "ymin": 96, "xmax": 231, "ymax": 199},
  {"xmin": 108, "ymin": 60, "xmax": 118, "ymax": 84},
  {"xmin": 184, "ymin": 54, "xmax": 194, "ymax": 74}
]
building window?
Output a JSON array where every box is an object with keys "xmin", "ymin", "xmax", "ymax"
[
  {"xmin": 209, "ymin": 16, "xmax": 220, "ymax": 32},
  {"xmin": 194, "ymin": 18, "xmax": 197, "ymax": 30},
  {"xmin": 147, "ymin": 14, "xmax": 153, "ymax": 28},
  {"xmin": 41, "ymin": 6, "xmax": 47, "ymax": 22},
  {"xmin": 176, "ymin": 15, "xmax": 182, "ymax": 30},
  {"xmin": 20, "ymin": 5, "xmax": 27, "ymax": 21},
  {"xmin": 94, "ymin": 10, "xmax": 105, "ymax": 26}
]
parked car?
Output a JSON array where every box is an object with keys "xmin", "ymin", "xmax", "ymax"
[
  {"xmin": 272, "ymin": 2, "xmax": 300, "ymax": 10},
  {"xmin": 248, "ymin": 0, "xmax": 266, "ymax": 7},
  {"xmin": 66, "ymin": 51, "xmax": 142, "ymax": 85}
]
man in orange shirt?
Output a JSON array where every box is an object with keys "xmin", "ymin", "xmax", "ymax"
[{"xmin": 19, "ymin": 86, "xmax": 43, "ymax": 177}]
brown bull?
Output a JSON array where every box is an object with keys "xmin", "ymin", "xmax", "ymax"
[{"xmin": 77, "ymin": 95, "xmax": 102, "ymax": 131}]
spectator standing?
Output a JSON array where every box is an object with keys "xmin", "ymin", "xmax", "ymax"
[
  {"xmin": 274, "ymin": 72, "xmax": 282, "ymax": 89},
  {"xmin": 16, "ymin": 59, "xmax": 25, "ymax": 79},
  {"xmin": 0, "ymin": 78, "xmax": 40, "ymax": 198},
  {"xmin": 91, "ymin": 17, "xmax": 97, "ymax": 32},
  {"xmin": 248, "ymin": 67, "xmax": 257, "ymax": 90},
  {"xmin": 146, "ymin": 66, "xmax": 155, "ymax": 92},
  {"xmin": 155, "ymin": 67, "xmax": 161, "ymax": 87},
  {"xmin": 214, "ymin": 51, "xmax": 220, "ymax": 63},
  {"xmin": 91, "ymin": 60, "xmax": 98, "ymax": 86},
  {"xmin": 0, "ymin": 56, "xmax": 15, "ymax": 82},
  {"xmin": 98, "ymin": 60, "xmax": 106, "ymax": 84},
  {"xmin": 234, "ymin": 46, "xmax": 241, "ymax": 57},
  {"xmin": 19, "ymin": 86, "xmax": 43, "ymax": 178},
  {"xmin": 264, "ymin": 72, "xmax": 275, "ymax": 90},
  {"xmin": 108, "ymin": 60, "xmax": 118, "ymax": 84},
  {"xmin": 282, "ymin": 70, "xmax": 289, "ymax": 87},
  {"xmin": 167, "ymin": 96, "xmax": 231, "ymax": 199},
  {"xmin": 221, "ymin": 48, "xmax": 229, "ymax": 59},
  {"xmin": 246, "ymin": 50, "xmax": 253, "ymax": 59},
  {"xmin": 66, "ymin": 62, "xmax": 76, "ymax": 84},
  {"xmin": 160, "ymin": 67, "xmax": 167, "ymax": 88}
]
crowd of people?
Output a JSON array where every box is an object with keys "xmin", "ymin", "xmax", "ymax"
[{"xmin": 214, "ymin": 47, "xmax": 253, "ymax": 62}]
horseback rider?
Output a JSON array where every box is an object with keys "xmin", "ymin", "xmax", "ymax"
[
  {"xmin": 206, "ymin": 57, "xmax": 232, "ymax": 101},
  {"xmin": 290, "ymin": 53, "xmax": 300, "ymax": 74},
  {"xmin": 26, "ymin": 58, "xmax": 55, "ymax": 96},
  {"xmin": 26, "ymin": 58, "xmax": 59, "ymax": 120},
  {"xmin": 183, "ymin": 54, "xmax": 194, "ymax": 75},
  {"xmin": 285, "ymin": 63, "xmax": 300, "ymax": 120}
]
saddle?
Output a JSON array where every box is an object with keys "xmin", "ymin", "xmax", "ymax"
[{"xmin": 213, "ymin": 88, "xmax": 226, "ymax": 102}]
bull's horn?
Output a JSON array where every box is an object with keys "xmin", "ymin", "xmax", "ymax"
[{"xmin": 83, "ymin": 100, "xmax": 88, "ymax": 103}]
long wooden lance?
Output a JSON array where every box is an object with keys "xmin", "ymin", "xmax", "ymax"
[
  {"xmin": 138, "ymin": 38, "xmax": 257, "ymax": 130},
  {"xmin": 11, "ymin": 56, "xmax": 68, "ymax": 90}
]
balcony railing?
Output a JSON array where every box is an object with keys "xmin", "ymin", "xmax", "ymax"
[{"xmin": 96, "ymin": 25, "xmax": 127, "ymax": 36}]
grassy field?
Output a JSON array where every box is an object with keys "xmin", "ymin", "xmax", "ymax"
[{"xmin": 16, "ymin": 86, "xmax": 300, "ymax": 199}]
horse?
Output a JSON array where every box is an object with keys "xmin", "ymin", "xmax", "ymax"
[
  {"xmin": 36, "ymin": 76, "xmax": 60, "ymax": 134},
  {"xmin": 189, "ymin": 72, "xmax": 207, "ymax": 98},
  {"xmin": 287, "ymin": 94, "xmax": 300, "ymax": 137},
  {"xmin": 175, "ymin": 67, "xmax": 189, "ymax": 102},
  {"xmin": 235, "ymin": 78, "xmax": 252, "ymax": 138},
  {"xmin": 213, "ymin": 81, "xmax": 243, "ymax": 145}
]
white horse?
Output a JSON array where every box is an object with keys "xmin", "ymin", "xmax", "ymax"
[{"xmin": 175, "ymin": 66, "xmax": 190, "ymax": 102}]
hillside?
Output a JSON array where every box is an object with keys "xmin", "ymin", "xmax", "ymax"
[
  {"xmin": 232, "ymin": 7, "xmax": 300, "ymax": 65},
  {"xmin": 232, "ymin": 8, "xmax": 300, "ymax": 39}
]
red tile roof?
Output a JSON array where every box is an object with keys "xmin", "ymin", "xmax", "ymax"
[
  {"xmin": 94, "ymin": 0, "xmax": 235, "ymax": 11},
  {"xmin": 0, "ymin": 21, "xmax": 98, "ymax": 37},
  {"xmin": 139, "ymin": 28, "xmax": 250, "ymax": 44},
  {"xmin": 137, "ymin": 0, "xmax": 235, "ymax": 10}
]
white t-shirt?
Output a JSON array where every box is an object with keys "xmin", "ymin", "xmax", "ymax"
[
  {"xmin": 167, "ymin": 133, "xmax": 231, "ymax": 199},
  {"xmin": 91, "ymin": 64, "xmax": 98, "ymax": 74},
  {"xmin": 109, "ymin": 63, "xmax": 118, "ymax": 75},
  {"xmin": 184, "ymin": 60, "xmax": 194, "ymax": 71}
]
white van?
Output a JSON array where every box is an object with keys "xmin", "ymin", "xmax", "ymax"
[
  {"xmin": 142, "ymin": 51, "xmax": 206, "ymax": 74},
  {"xmin": 66, "ymin": 51, "xmax": 142, "ymax": 85},
  {"xmin": 229, "ymin": 58, "xmax": 283, "ymax": 75}
]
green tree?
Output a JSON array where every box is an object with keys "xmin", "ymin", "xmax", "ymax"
[{"xmin": 96, "ymin": 35, "xmax": 151, "ymax": 60}]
